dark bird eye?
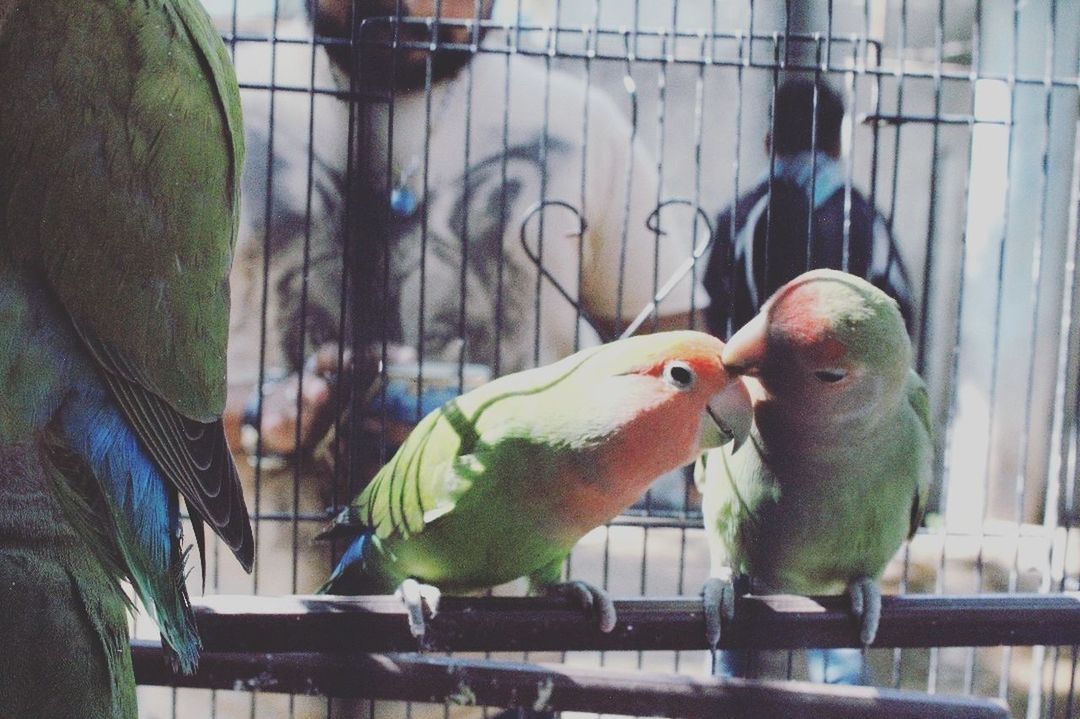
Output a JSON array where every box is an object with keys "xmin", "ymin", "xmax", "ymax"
[
  {"xmin": 664, "ymin": 361, "xmax": 696, "ymax": 390},
  {"xmin": 814, "ymin": 369, "xmax": 847, "ymax": 383}
]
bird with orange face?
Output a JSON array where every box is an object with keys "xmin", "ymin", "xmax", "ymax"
[{"xmin": 319, "ymin": 331, "xmax": 752, "ymax": 638}]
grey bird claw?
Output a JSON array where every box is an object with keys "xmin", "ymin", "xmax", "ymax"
[
  {"xmin": 395, "ymin": 578, "xmax": 442, "ymax": 643},
  {"xmin": 848, "ymin": 577, "xmax": 881, "ymax": 646},
  {"xmin": 549, "ymin": 580, "xmax": 617, "ymax": 633},
  {"xmin": 702, "ymin": 576, "xmax": 736, "ymax": 649}
]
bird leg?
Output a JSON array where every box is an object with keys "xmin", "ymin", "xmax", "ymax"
[
  {"xmin": 395, "ymin": 578, "xmax": 442, "ymax": 644},
  {"xmin": 847, "ymin": 576, "xmax": 881, "ymax": 646},
  {"xmin": 702, "ymin": 567, "xmax": 738, "ymax": 673},
  {"xmin": 544, "ymin": 580, "xmax": 618, "ymax": 633}
]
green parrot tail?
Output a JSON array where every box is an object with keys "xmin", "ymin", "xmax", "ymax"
[
  {"xmin": 0, "ymin": 547, "xmax": 138, "ymax": 719},
  {"xmin": 68, "ymin": 563, "xmax": 138, "ymax": 718}
]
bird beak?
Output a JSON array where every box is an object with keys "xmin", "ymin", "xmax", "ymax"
[
  {"xmin": 705, "ymin": 376, "xmax": 752, "ymax": 452},
  {"xmin": 721, "ymin": 311, "xmax": 768, "ymax": 376}
]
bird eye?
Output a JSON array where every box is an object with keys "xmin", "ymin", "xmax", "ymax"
[
  {"xmin": 814, "ymin": 369, "xmax": 847, "ymax": 383},
  {"xmin": 663, "ymin": 361, "xmax": 696, "ymax": 390}
]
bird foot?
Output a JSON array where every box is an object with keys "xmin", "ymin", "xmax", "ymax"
[
  {"xmin": 395, "ymin": 578, "xmax": 442, "ymax": 642},
  {"xmin": 546, "ymin": 580, "xmax": 617, "ymax": 633},
  {"xmin": 702, "ymin": 574, "xmax": 737, "ymax": 650},
  {"xmin": 847, "ymin": 577, "xmax": 881, "ymax": 646}
]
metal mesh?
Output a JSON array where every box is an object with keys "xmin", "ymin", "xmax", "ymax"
[{"xmin": 134, "ymin": 0, "xmax": 1080, "ymax": 717}]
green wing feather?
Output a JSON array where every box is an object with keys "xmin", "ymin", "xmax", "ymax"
[
  {"xmin": 0, "ymin": 0, "xmax": 252, "ymax": 567},
  {"xmin": 1, "ymin": 0, "xmax": 239, "ymax": 415},
  {"xmin": 324, "ymin": 400, "xmax": 478, "ymax": 542},
  {"xmin": 905, "ymin": 369, "xmax": 933, "ymax": 539},
  {"xmin": 323, "ymin": 346, "xmax": 609, "ymax": 543}
]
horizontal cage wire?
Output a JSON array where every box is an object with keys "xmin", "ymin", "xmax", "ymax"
[{"xmin": 126, "ymin": 0, "xmax": 1080, "ymax": 718}]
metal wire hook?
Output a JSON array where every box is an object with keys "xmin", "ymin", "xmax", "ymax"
[
  {"xmin": 620, "ymin": 199, "xmax": 716, "ymax": 340},
  {"xmin": 644, "ymin": 198, "xmax": 715, "ymax": 240},
  {"xmin": 517, "ymin": 199, "xmax": 608, "ymax": 340}
]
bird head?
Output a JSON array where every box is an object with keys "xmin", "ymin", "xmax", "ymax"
[
  {"xmin": 583, "ymin": 331, "xmax": 752, "ymax": 458},
  {"xmin": 721, "ymin": 269, "xmax": 911, "ymax": 420}
]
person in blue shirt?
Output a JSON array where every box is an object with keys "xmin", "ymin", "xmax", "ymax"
[{"xmin": 704, "ymin": 76, "xmax": 915, "ymax": 341}]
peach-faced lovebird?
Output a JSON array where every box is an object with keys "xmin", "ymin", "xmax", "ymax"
[
  {"xmin": 319, "ymin": 331, "xmax": 752, "ymax": 637},
  {"xmin": 697, "ymin": 270, "xmax": 931, "ymax": 650},
  {"xmin": 0, "ymin": 0, "xmax": 252, "ymax": 715}
]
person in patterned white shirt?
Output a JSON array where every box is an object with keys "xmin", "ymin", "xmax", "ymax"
[{"xmin": 234, "ymin": 0, "xmax": 710, "ymax": 458}]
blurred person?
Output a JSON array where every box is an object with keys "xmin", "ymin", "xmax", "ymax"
[
  {"xmin": 704, "ymin": 76, "xmax": 914, "ymax": 341},
  {"xmin": 702, "ymin": 76, "xmax": 916, "ymax": 686},
  {"xmin": 243, "ymin": 0, "xmax": 709, "ymax": 465}
]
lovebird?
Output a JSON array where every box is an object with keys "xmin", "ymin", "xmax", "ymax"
[
  {"xmin": 319, "ymin": 331, "xmax": 753, "ymax": 637},
  {"xmin": 0, "ymin": 0, "xmax": 252, "ymax": 715},
  {"xmin": 697, "ymin": 269, "xmax": 932, "ymax": 650}
]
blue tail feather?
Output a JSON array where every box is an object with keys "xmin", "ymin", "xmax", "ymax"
[
  {"xmin": 319, "ymin": 533, "xmax": 372, "ymax": 594},
  {"xmin": 59, "ymin": 380, "xmax": 200, "ymax": 672}
]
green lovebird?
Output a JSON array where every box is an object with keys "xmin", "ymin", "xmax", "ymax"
[
  {"xmin": 0, "ymin": 0, "xmax": 252, "ymax": 716},
  {"xmin": 319, "ymin": 331, "xmax": 753, "ymax": 637},
  {"xmin": 697, "ymin": 269, "xmax": 932, "ymax": 648}
]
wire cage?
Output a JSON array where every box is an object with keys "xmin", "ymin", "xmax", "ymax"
[{"xmin": 131, "ymin": 0, "xmax": 1080, "ymax": 717}]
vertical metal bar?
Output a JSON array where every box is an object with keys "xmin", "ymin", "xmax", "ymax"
[
  {"xmin": 884, "ymin": 0, "xmax": 906, "ymax": 304},
  {"xmin": 953, "ymin": 1, "xmax": 986, "ymax": 697},
  {"xmin": 954, "ymin": 0, "xmax": 998, "ymax": 697},
  {"xmin": 1067, "ymin": 644, "xmax": 1079, "ymax": 717},
  {"xmin": 531, "ymin": 25, "xmax": 555, "ymax": 366},
  {"xmin": 290, "ymin": 23, "xmax": 317, "ymax": 709},
  {"xmin": 1049, "ymin": 122, "xmax": 1080, "ymax": 719},
  {"xmin": 615, "ymin": 30, "xmax": 639, "ymax": 336},
  {"xmin": 915, "ymin": 0, "xmax": 947, "ymax": 373},
  {"xmin": 825, "ymin": 0, "xmax": 834, "ymax": 71},
  {"xmin": 641, "ymin": 12, "xmax": 675, "ymax": 514},
  {"xmin": 865, "ymin": 1, "xmax": 883, "ymax": 253},
  {"xmin": 748, "ymin": 0, "xmax": 756, "ymax": 69},
  {"xmin": 1019, "ymin": 3, "xmax": 1063, "ymax": 716},
  {"xmin": 215, "ymin": 8, "xmax": 240, "ymax": 713},
  {"xmin": 888, "ymin": 0, "xmax": 942, "ymax": 692},
  {"xmin": 574, "ymin": 11, "xmax": 596, "ymax": 353},
  {"xmin": 251, "ymin": 0, "xmax": 283, "ymax": 601},
  {"xmin": 456, "ymin": 7, "xmax": 479, "ymax": 394},
  {"xmin": 493, "ymin": 14, "xmax": 514, "ymax": 377},
  {"xmin": 415, "ymin": 9, "xmax": 439, "ymax": 422},
  {"xmin": 783, "ymin": 0, "xmax": 792, "ymax": 66},
  {"xmin": 685, "ymin": 17, "xmax": 707, "ymax": 335},
  {"xmin": 841, "ymin": 38, "xmax": 856, "ymax": 273},
  {"xmin": 1041, "ymin": 95, "xmax": 1075, "ymax": 716},
  {"xmin": 290, "ymin": 0, "xmax": 324, "ymax": 598},
  {"xmin": 807, "ymin": 37, "xmax": 821, "ymax": 265},
  {"xmin": 247, "ymin": 35, "xmax": 285, "ymax": 719},
  {"xmin": 726, "ymin": 8, "xmax": 747, "ymax": 341},
  {"xmin": 763, "ymin": 35, "xmax": 780, "ymax": 302},
  {"xmin": 677, "ymin": 30, "xmax": 710, "ymax": 604},
  {"xmin": 335, "ymin": 0, "xmax": 363, "ymax": 526},
  {"xmin": 995, "ymin": 0, "xmax": 1023, "ymax": 701}
]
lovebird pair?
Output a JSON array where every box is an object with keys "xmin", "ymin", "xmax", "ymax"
[
  {"xmin": 320, "ymin": 269, "xmax": 932, "ymax": 655},
  {"xmin": 319, "ymin": 330, "xmax": 756, "ymax": 636}
]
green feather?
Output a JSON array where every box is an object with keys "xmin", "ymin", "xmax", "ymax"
[
  {"xmin": 321, "ymin": 331, "xmax": 747, "ymax": 596},
  {"xmin": 0, "ymin": 0, "xmax": 243, "ymax": 421}
]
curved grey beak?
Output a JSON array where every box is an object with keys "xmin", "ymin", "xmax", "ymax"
[{"xmin": 705, "ymin": 377, "xmax": 753, "ymax": 452}]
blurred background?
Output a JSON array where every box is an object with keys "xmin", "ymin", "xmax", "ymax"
[{"xmin": 134, "ymin": 1, "xmax": 1080, "ymax": 717}]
